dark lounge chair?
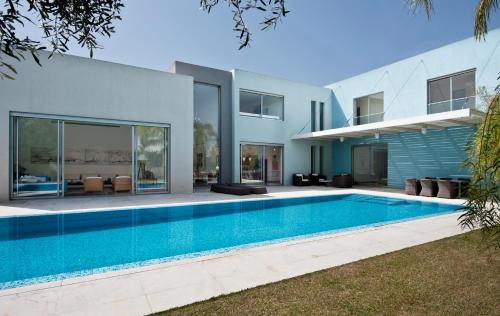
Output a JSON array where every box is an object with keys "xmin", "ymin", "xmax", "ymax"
[
  {"xmin": 293, "ymin": 174, "xmax": 310, "ymax": 186},
  {"xmin": 419, "ymin": 178, "xmax": 438, "ymax": 197},
  {"xmin": 405, "ymin": 178, "xmax": 421, "ymax": 195},
  {"xmin": 437, "ymin": 180, "xmax": 458, "ymax": 199},
  {"xmin": 332, "ymin": 174, "xmax": 353, "ymax": 188},
  {"xmin": 210, "ymin": 183, "xmax": 268, "ymax": 195},
  {"xmin": 309, "ymin": 174, "xmax": 327, "ymax": 185}
]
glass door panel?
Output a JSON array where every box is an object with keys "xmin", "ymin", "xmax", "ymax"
[
  {"xmin": 352, "ymin": 144, "xmax": 387, "ymax": 186},
  {"xmin": 264, "ymin": 145, "xmax": 282, "ymax": 185},
  {"xmin": 241, "ymin": 144, "xmax": 264, "ymax": 183},
  {"xmin": 12, "ymin": 116, "xmax": 61, "ymax": 198},
  {"xmin": 134, "ymin": 126, "xmax": 168, "ymax": 193}
]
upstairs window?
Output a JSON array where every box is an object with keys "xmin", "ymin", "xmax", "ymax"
[
  {"xmin": 427, "ymin": 70, "xmax": 475, "ymax": 114},
  {"xmin": 354, "ymin": 92, "xmax": 384, "ymax": 125},
  {"xmin": 240, "ymin": 90, "xmax": 284, "ymax": 120}
]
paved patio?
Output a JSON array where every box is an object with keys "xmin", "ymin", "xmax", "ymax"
[{"xmin": 0, "ymin": 187, "xmax": 467, "ymax": 315}]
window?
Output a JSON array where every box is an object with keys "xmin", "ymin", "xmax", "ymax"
[
  {"xmin": 240, "ymin": 90, "xmax": 284, "ymax": 120},
  {"xmin": 319, "ymin": 146, "xmax": 324, "ymax": 175},
  {"xmin": 319, "ymin": 102, "xmax": 324, "ymax": 131},
  {"xmin": 193, "ymin": 83, "xmax": 220, "ymax": 186},
  {"xmin": 354, "ymin": 92, "xmax": 384, "ymax": 125},
  {"xmin": 241, "ymin": 143, "xmax": 283, "ymax": 184},
  {"xmin": 427, "ymin": 70, "xmax": 476, "ymax": 114},
  {"xmin": 311, "ymin": 101, "xmax": 316, "ymax": 132},
  {"xmin": 310, "ymin": 145, "xmax": 316, "ymax": 173}
]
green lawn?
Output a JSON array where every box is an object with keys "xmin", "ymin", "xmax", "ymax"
[{"xmin": 154, "ymin": 230, "xmax": 500, "ymax": 315}]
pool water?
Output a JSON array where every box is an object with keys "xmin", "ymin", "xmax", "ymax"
[{"xmin": 0, "ymin": 194, "xmax": 460, "ymax": 288}]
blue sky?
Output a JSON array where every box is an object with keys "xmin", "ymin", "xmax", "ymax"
[{"xmin": 23, "ymin": 0, "xmax": 500, "ymax": 86}]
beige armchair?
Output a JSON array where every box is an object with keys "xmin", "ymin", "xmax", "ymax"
[
  {"xmin": 84, "ymin": 177, "xmax": 104, "ymax": 193},
  {"xmin": 112, "ymin": 176, "xmax": 132, "ymax": 192}
]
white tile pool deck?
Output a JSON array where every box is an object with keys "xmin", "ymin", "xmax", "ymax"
[{"xmin": 0, "ymin": 186, "xmax": 468, "ymax": 315}]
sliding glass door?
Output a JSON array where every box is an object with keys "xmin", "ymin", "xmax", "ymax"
[
  {"xmin": 134, "ymin": 126, "xmax": 168, "ymax": 193},
  {"xmin": 11, "ymin": 114, "xmax": 170, "ymax": 199},
  {"xmin": 12, "ymin": 116, "xmax": 62, "ymax": 198},
  {"xmin": 240, "ymin": 143, "xmax": 283, "ymax": 185}
]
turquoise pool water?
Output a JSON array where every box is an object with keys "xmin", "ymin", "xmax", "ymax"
[{"xmin": 0, "ymin": 194, "xmax": 460, "ymax": 288}]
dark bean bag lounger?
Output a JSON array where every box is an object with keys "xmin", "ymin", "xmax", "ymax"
[
  {"xmin": 230, "ymin": 183, "xmax": 268, "ymax": 194},
  {"xmin": 210, "ymin": 184, "xmax": 252, "ymax": 195}
]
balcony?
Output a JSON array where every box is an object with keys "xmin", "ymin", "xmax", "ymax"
[
  {"xmin": 427, "ymin": 96, "xmax": 476, "ymax": 114},
  {"xmin": 353, "ymin": 112, "xmax": 384, "ymax": 126}
]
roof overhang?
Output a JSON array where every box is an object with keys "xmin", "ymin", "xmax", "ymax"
[{"xmin": 292, "ymin": 108, "xmax": 484, "ymax": 141}]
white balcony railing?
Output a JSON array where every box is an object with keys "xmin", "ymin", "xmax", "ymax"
[
  {"xmin": 353, "ymin": 112, "xmax": 384, "ymax": 126},
  {"xmin": 427, "ymin": 96, "xmax": 476, "ymax": 114}
]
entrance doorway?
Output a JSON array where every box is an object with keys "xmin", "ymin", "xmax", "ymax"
[
  {"xmin": 352, "ymin": 144, "xmax": 388, "ymax": 186},
  {"xmin": 240, "ymin": 143, "xmax": 283, "ymax": 185}
]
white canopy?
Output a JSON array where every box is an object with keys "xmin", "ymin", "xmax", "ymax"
[{"xmin": 292, "ymin": 108, "xmax": 483, "ymax": 141}]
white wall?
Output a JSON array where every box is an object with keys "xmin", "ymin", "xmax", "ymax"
[
  {"xmin": 232, "ymin": 70, "xmax": 334, "ymax": 184},
  {"xmin": 0, "ymin": 51, "xmax": 194, "ymax": 200}
]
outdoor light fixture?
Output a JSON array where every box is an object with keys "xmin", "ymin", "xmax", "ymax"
[
  {"xmin": 374, "ymin": 132, "xmax": 380, "ymax": 139},
  {"xmin": 421, "ymin": 127, "xmax": 427, "ymax": 135},
  {"xmin": 340, "ymin": 136, "xmax": 345, "ymax": 142}
]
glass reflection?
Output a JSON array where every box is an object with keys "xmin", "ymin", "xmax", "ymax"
[{"xmin": 193, "ymin": 83, "xmax": 220, "ymax": 186}]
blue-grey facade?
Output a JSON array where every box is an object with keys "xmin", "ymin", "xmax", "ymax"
[{"xmin": 0, "ymin": 29, "xmax": 498, "ymax": 200}]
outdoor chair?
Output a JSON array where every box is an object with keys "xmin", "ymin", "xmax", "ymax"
[
  {"xmin": 419, "ymin": 178, "xmax": 438, "ymax": 197},
  {"xmin": 84, "ymin": 176, "xmax": 104, "ymax": 193},
  {"xmin": 332, "ymin": 174, "xmax": 353, "ymax": 188},
  {"xmin": 112, "ymin": 176, "xmax": 132, "ymax": 192},
  {"xmin": 293, "ymin": 174, "xmax": 311, "ymax": 186},
  {"xmin": 437, "ymin": 179, "xmax": 458, "ymax": 199},
  {"xmin": 405, "ymin": 178, "xmax": 421, "ymax": 195},
  {"xmin": 309, "ymin": 174, "xmax": 327, "ymax": 185}
]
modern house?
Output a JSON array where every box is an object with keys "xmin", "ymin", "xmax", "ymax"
[{"xmin": 0, "ymin": 29, "xmax": 498, "ymax": 201}]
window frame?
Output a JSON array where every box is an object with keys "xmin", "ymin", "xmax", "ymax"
[
  {"xmin": 239, "ymin": 89, "xmax": 284, "ymax": 121},
  {"xmin": 427, "ymin": 69, "xmax": 476, "ymax": 114},
  {"xmin": 353, "ymin": 91, "xmax": 384, "ymax": 126}
]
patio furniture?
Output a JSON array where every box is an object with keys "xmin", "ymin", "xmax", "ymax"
[
  {"xmin": 405, "ymin": 178, "xmax": 421, "ymax": 195},
  {"xmin": 210, "ymin": 183, "xmax": 267, "ymax": 195},
  {"xmin": 293, "ymin": 174, "xmax": 310, "ymax": 186},
  {"xmin": 318, "ymin": 177, "xmax": 331, "ymax": 186},
  {"xmin": 309, "ymin": 174, "xmax": 327, "ymax": 185},
  {"xmin": 230, "ymin": 183, "xmax": 268, "ymax": 194},
  {"xmin": 419, "ymin": 178, "xmax": 438, "ymax": 197},
  {"xmin": 112, "ymin": 176, "xmax": 132, "ymax": 192},
  {"xmin": 84, "ymin": 177, "xmax": 104, "ymax": 193},
  {"xmin": 332, "ymin": 174, "xmax": 353, "ymax": 188},
  {"xmin": 437, "ymin": 179, "xmax": 458, "ymax": 199}
]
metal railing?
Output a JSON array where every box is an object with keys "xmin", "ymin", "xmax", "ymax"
[
  {"xmin": 353, "ymin": 112, "xmax": 384, "ymax": 126},
  {"xmin": 427, "ymin": 96, "xmax": 476, "ymax": 114}
]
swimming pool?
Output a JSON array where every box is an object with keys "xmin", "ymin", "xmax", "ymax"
[{"xmin": 0, "ymin": 194, "xmax": 460, "ymax": 289}]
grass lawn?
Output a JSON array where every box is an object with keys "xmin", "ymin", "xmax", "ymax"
[{"xmin": 154, "ymin": 230, "xmax": 500, "ymax": 315}]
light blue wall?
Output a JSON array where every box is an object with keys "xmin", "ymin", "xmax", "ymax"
[
  {"xmin": 232, "ymin": 70, "xmax": 334, "ymax": 184},
  {"xmin": 326, "ymin": 29, "xmax": 500, "ymax": 127},
  {"xmin": 332, "ymin": 126, "xmax": 475, "ymax": 188},
  {"xmin": 326, "ymin": 30, "xmax": 499, "ymax": 187}
]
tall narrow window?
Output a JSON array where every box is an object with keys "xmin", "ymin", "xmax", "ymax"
[
  {"xmin": 319, "ymin": 102, "xmax": 324, "ymax": 131},
  {"xmin": 319, "ymin": 146, "xmax": 324, "ymax": 175},
  {"xmin": 311, "ymin": 101, "xmax": 316, "ymax": 132},
  {"xmin": 310, "ymin": 145, "xmax": 316, "ymax": 173},
  {"xmin": 193, "ymin": 83, "xmax": 220, "ymax": 186}
]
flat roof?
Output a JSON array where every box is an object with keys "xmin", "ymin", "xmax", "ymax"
[{"xmin": 292, "ymin": 108, "xmax": 483, "ymax": 140}]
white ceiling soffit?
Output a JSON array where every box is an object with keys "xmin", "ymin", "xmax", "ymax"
[{"xmin": 292, "ymin": 108, "xmax": 484, "ymax": 141}]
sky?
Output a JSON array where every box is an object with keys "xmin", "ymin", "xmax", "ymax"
[{"xmin": 19, "ymin": 0, "xmax": 500, "ymax": 86}]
